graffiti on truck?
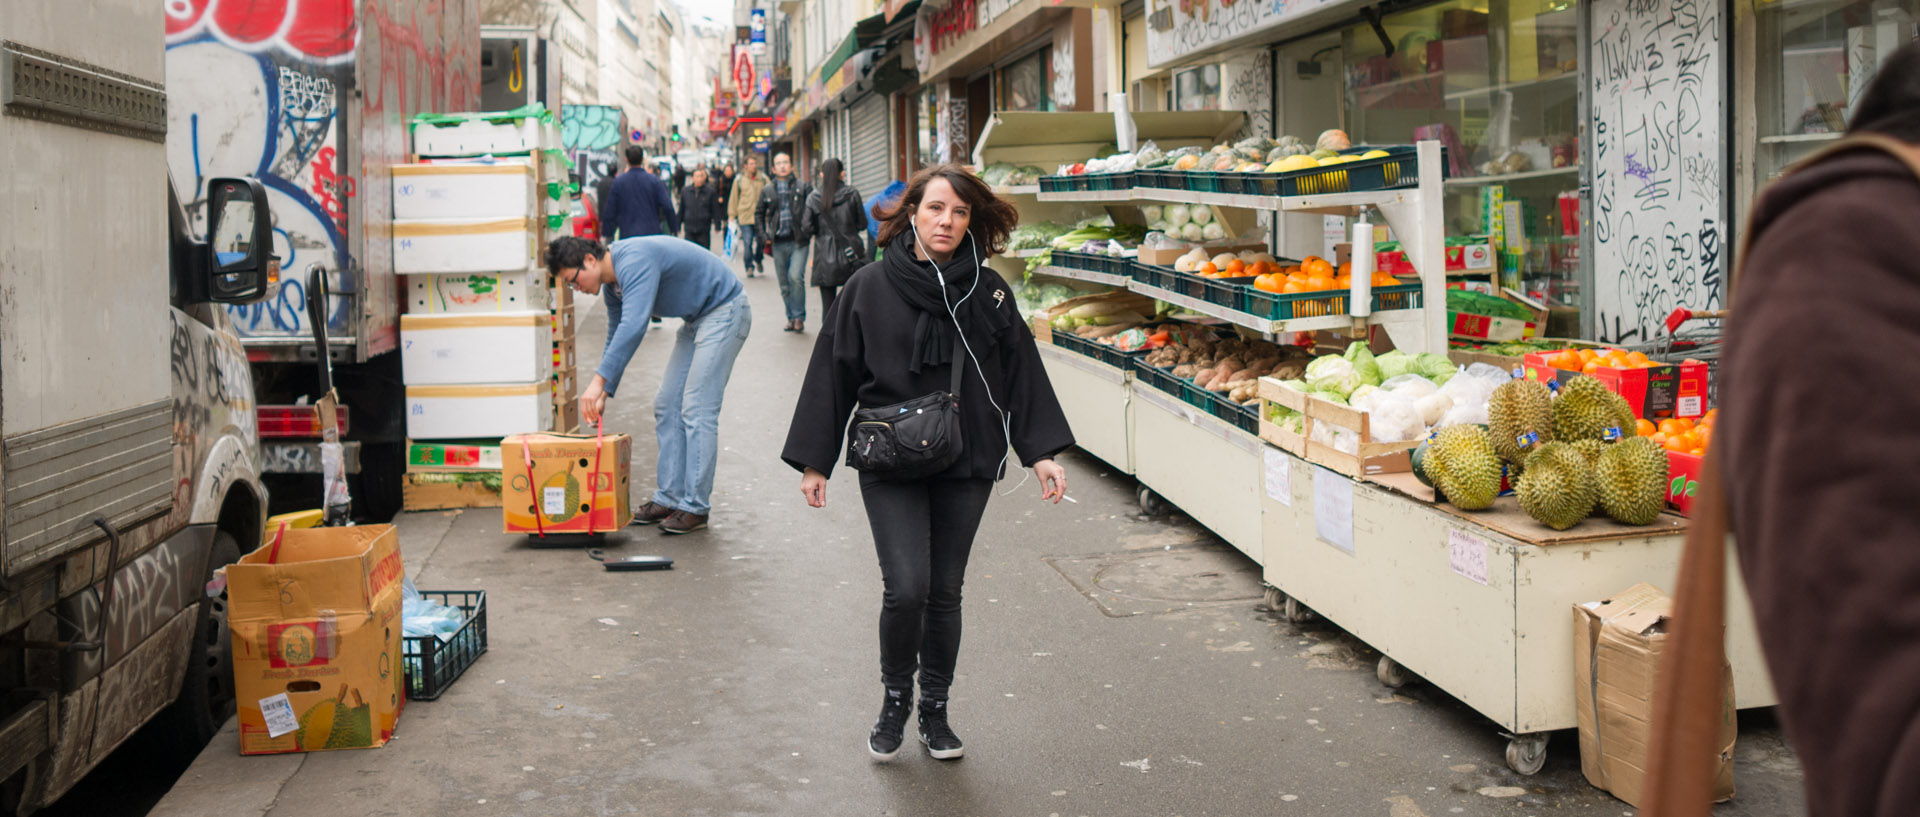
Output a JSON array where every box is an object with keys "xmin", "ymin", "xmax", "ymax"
[{"xmin": 165, "ymin": 0, "xmax": 479, "ymax": 342}]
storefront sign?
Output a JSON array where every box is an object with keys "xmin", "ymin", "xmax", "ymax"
[
  {"xmin": 925, "ymin": 0, "xmax": 980, "ymax": 57},
  {"xmin": 1588, "ymin": 0, "xmax": 1725, "ymax": 343},
  {"xmin": 734, "ymin": 46, "xmax": 756, "ymax": 93},
  {"xmin": 1146, "ymin": 0, "xmax": 1345, "ymax": 68},
  {"xmin": 750, "ymin": 9, "xmax": 767, "ymax": 54}
]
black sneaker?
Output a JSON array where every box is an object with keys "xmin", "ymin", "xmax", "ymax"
[
  {"xmin": 868, "ymin": 687, "xmax": 912, "ymax": 761},
  {"xmin": 918, "ymin": 700, "xmax": 963, "ymax": 760}
]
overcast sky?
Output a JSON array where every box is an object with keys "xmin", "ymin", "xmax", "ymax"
[{"xmin": 675, "ymin": 0, "xmax": 737, "ymax": 28}]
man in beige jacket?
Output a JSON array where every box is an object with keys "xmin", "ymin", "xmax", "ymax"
[{"xmin": 728, "ymin": 155, "xmax": 769, "ymax": 277}]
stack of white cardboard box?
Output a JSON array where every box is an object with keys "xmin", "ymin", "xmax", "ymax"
[{"xmin": 392, "ymin": 107, "xmax": 579, "ymax": 509}]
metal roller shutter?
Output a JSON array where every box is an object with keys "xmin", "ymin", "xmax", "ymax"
[{"xmin": 848, "ymin": 93, "xmax": 891, "ymax": 199}]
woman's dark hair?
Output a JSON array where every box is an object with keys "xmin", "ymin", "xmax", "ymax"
[
  {"xmin": 1849, "ymin": 41, "xmax": 1920, "ymax": 141},
  {"xmin": 818, "ymin": 158, "xmax": 845, "ymax": 207},
  {"xmin": 875, "ymin": 164, "xmax": 1020, "ymax": 255},
  {"xmin": 545, "ymin": 236, "xmax": 606, "ymax": 273}
]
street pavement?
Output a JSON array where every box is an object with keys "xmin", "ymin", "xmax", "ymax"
[{"xmin": 149, "ymin": 249, "xmax": 1808, "ymax": 817}]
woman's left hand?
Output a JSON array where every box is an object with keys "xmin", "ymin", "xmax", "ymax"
[{"xmin": 1035, "ymin": 459, "xmax": 1067, "ymax": 504}]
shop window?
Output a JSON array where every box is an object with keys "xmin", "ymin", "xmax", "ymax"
[
  {"xmin": 1174, "ymin": 65, "xmax": 1222, "ymax": 112},
  {"xmin": 998, "ymin": 48, "xmax": 1053, "ymax": 112},
  {"xmin": 918, "ymin": 86, "xmax": 942, "ymax": 167},
  {"xmin": 1337, "ymin": 0, "xmax": 1583, "ymax": 330},
  {"xmin": 1754, "ymin": 0, "xmax": 1918, "ymax": 184}
]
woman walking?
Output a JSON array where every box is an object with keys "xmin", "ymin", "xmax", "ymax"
[
  {"xmin": 781, "ymin": 164, "xmax": 1074, "ymax": 762},
  {"xmin": 797, "ymin": 158, "xmax": 871, "ymax": 316}
]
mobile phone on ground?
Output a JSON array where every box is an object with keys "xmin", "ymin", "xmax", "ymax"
[{"xmin": 601, "ymin": 555, "xmax": 674, "ymax": 571}]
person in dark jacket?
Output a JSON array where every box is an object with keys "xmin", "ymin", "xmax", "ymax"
[
  {"xmin": 599, "ymin": 145, "xmax": 679, "ymax": 240},
  {"xmin": 715, "ymin": 165, "xmax": 735, "ymax": 217},
  {"xmin": 680, "ymin": 167, "xmax": 720, "ymax": 250},
  {"xmin": 756, "ymin": 152, "xmax": 813, "ymax": 331},
  {"xmin": 781, "ymin": 163, "xmax": 1074, "ymax": 763},
  {"xmin": 796, "ymin": 158, "xmax": 868, "ymax": 318},
  {"xmin": 1715, "ymin": 43, "xmax": 1920, "ymax": 817}
]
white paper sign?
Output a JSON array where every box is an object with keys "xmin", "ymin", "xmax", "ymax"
[
  {"xmin": 1449, "ymin": 528, "xmax": 1489, "ymax": 585},
  {"xmin": 260, "ymin": 693, "xmax": 299, "ymax": 738},
  {"xmin": 543, "ymin": 486, "xmax": 567, "ymax": 516},
  {"xmin": 1263, "ymin": 448, "xmax": 1293, "ymax": 506},
  {"xmin": 1312, "ymin": 466, "xmax": 1354, "ymax": 554}
]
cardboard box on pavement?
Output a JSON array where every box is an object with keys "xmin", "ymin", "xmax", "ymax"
[
  {"xmin": 501, "ymin": 432, "xmax": 633, "ymax": 534},
  {"xmin": 1573, "ymin": 583, "xmax": 1735, "ymax": 807},
  {"xmin": 227, "ymin": 525, "xmax": 406, "ymax": 755}
]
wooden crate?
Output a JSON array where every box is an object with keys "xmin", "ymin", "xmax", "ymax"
[
  {"xmin": 1255, "ymin": 378, "xmax": 1308, "ymax": 455},
  {"xmin": 1258, "ymin": 376, "xmax": 1416, "ymax": 477},
  {"xmin": 403, "ymin": 472, "xmax": 502, "ymax": 511}
]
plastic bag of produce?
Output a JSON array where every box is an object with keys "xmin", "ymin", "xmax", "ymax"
[
  {"xmin": 1305, "ymin": 355, "xmax": 1362, "ymax": 398},
  {"xmin": 1434, "ymin": 400, "xmax": 1489, "ymax": 430},
  {"xmin": 1414, "ymin": 392, "xmax": 1454, "ymax": 426},
  {"xmin": 1381, "ymin": 373, "xmax": 1439, "ymax": 400},
  {"xmin": 1366, "ymin": 395, "xmax": 1426, "ymax": 443},
  {"xmin": 1134, "ymin": 140, "xmax": 1165, "ymax": 167}
]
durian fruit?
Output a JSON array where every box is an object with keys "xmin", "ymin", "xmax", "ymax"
[
  {"xmin": 1426, "ymin": 426, "xmax": 1503, "ymax": 510},
  {"xmin": 1594, "ymin": 437, "xmax": 1671, "ymax": 525},
  {"xmin": 1552, "ymin": 375, "xmax": 1636, "ymax": 442},
  {"xmin": 1487, "ymin": 379, "xmax": 1554, "ymax": 467},
  {"xmin": 1516, "ymin": 443, "xmax": 1597, "ymax": 530},
  {"xmin": 541, "ymin": 461, "xmax": 582, "ymax": 523},
  {"xmin": 1568, "ymin": 438, "xmax": 1607, "ymax": 469}
]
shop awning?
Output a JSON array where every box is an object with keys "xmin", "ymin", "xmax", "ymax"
[{"xmin": 970, "ymin": 109, "xmax": 1247, "ymax": 166}]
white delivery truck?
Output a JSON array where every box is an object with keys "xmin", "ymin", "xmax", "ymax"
[{"xmin": 0, "ymin": 4, "xmax": 274, "ymax": 812}]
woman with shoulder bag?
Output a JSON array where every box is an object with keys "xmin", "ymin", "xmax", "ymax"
[
  {"xmin": 781, "ymin": 163, "xmax": 1075, "ymax": 763},
  {"xmin": 798, "ymin": 158, "xmax": 871, "ymax": 316}
]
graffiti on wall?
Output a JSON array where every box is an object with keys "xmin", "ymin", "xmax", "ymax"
[
  {"xmin": 1051, "ymin": 37, "xmax": 1076, "ymax": 110},
  {"xmin": 165, "ymin": 0, "xmax": 479, "ymax": 344},
  {"xmin": 1588, "ymin": 0, "xmax": 1723, "ymax": 343},
  {"xmin": 1225, "ymin": 51, "xmax": 1274, "ymax": 141},
  {"xmin": 561, "ymin": 104, "xmax": 626, "ymax": 151}
]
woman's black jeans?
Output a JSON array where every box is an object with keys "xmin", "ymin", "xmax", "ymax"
[{"xmin": 858, "ymin": 473, "xmax": 994, "ymax": 701}]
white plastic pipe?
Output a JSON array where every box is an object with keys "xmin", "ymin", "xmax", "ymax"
[{"xmin": 1349, "ymin": 209, "xmax": 1375, "ymax": 321}]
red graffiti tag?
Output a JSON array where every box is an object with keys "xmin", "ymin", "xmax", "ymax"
[{"xmin": 309, "ymin": 146, "xmax": 353, "ymax": 226}]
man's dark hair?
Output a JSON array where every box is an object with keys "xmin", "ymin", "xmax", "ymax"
[
  {"xmin": 1850, "ymin": 42, "xmax": 1920, "ymax": 141},
  {"xmin": 546, "ymin": 236, "xmax": 606, "ymax": 273},
  {"xmin": 625, "ymin": 145, "xmax": 647, "ymax": 167}
]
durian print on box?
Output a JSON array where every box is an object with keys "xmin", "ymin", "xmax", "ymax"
[{"xmin": 298, "ymin": 684, "xmax": 374, "ymax": 751}]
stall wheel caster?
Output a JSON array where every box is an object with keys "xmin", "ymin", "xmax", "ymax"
[
  {"xmin": 1283, "ymin": 596, "xmax": 1314, "ymax": 624},
  {"xmin": 1504, "ymin": 732, "xmax": 1550, "ymax": 776},
  {"xmin": 1137, "ymin": 486, "xmax": 1171, "ymax": 517},
  {"xmin": 1261, "ymin": 584, "xmax": 1285, "ymax": 611},
  {"xmin": 1376, "ymin": 655, "xmax": 1417, "ymax": 689}
]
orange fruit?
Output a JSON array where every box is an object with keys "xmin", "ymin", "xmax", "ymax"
[
  {"xmin": 1334, "ymin": 275, "xmax": 1352, "ymax": 289},
  {"xmin": 1303, "ymin": 257, "xmax": 1334, "ymax": 278},
  {"xmin": 1578, "ymin": 349, "xmax": 1600, "ymax": 364},
  {"xmin": 1282, "ymin": 280, "xmax": 1305, "ymax": 294},
  {"xmin": 1626, "ymin": 351, "xmax": 1651, "ymax": 366},
  {"xmin": 1688, "ymin": 447, "xmax": 1705, "ymax": 456},
  {"xmin": 1552, "ymin": 351, "xmax": 1582, "ymax": 370},
  {"xmin": 1337, "ymin": 261, "xmax": 1352, "ymax": 278},
  {"xmin": 1582, "ymin": 360, "xmax": 1603, "ymax": 374},
  {"xmin": 1636, "ymin": 418, "xmax": 1657, "ymax": 437},
  {"xmin": 1652, "ymin": 432, "xmax": 1669, "ymax": 446},
  {"xmin": 1226, "ymin": 259, "xmax": 1247, "ymax": 274},
  {"xmin": 1657, "ymin": 418, "xmax": 1686, "ymax": 436},
  {"xmin": 1306, "ymin": 275, "xmax": 1333, "ymax": 291},
  {"xmin": 1372, "ymin": 273, "xmax": 1398, "ymax": 287},
  {"xmin": 1200, "ymin": 262, "xmax": 1217, "ymax": 276}
]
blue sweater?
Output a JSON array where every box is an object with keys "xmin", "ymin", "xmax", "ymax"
[
  {"xmin": 599, "ymin": 168, "xmax": 680, "ymax": 239},
  {"xmin": 597, "ymin": 236, "xmax": 744, "ymax": 396}
]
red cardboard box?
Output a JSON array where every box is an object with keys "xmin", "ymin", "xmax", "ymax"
[
  {"xmin": 1521, "ymin": 352, "xmax": 1710, "ymax": 420},
  {"xmin": 1666, "ymin": 450, "xmax": 1703, "ymax": 516}
]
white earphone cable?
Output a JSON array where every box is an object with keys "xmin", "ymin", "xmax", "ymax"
[{"xmin": 914, "ymin": 221, "xmax": 1026, "ymax": 494}]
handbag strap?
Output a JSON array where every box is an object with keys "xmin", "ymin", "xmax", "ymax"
[
  {"xmin": 947, "ymin": 340, "xmax": 966, "ymax": 398},
  {"xmin": 1643, "ymin": 132, "xmax": 1920, "ymax": 816}
]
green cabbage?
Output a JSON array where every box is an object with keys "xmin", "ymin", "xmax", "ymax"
[
  {"xmin": 1345, "ymin": 343, "xmax": 1383, "ymax": 387},
  {"xmin": 1304, "ymin": 355, "xmax": 1362, "ymax": 398},
  {"xmin": 1376, "ymin": 349, "xmax": 1415, "ymax": 381},
  {"xmin": 1414, "ymin": 352, "xmax": 1458, "ymax": 385}
]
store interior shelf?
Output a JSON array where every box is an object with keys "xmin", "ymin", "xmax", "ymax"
[
  {"xmin": 994, "ymin": 184, "xmax": 1042, "ymax": 195},
  {"xmin": 1443, "ymin": 166, "xmax": 1579, "ymax": 186},
  {"xmin": 1441, "ymin": 71, "xmax": 1578, "ymax": 102},
  {"xmin": 1034, "ymin": 265, "xmax": 1131, "ymax": 287},
  {"xmin": 1757, "ymin": 132, "xmax": 1844, "ymax": 145}
]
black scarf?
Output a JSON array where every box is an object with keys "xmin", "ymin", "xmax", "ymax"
[{"xmin": 881, "ymin": 230, "xmax": 1011, "ymax": 373}]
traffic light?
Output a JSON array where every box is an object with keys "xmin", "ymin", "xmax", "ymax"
[{"xmin": 670, "ymin": 124, "xmax": 682, "ymax": 142}]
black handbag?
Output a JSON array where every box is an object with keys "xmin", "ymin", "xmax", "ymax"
[{"xmin": 845, "ymin": 354, "xmax": 965, "ymax": 479}]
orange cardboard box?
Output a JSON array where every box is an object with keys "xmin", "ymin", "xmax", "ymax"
[
  {"xmin": 227, "ymin": 525, "xmax": 407, "ymax": 755},
  {"xmin": 501, "ymin": 432, "xmax": 633, "ymax": 534}
]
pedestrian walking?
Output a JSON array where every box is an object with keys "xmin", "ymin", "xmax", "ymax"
[
  {"xmin": 715, "ymin": 165, "xmax": 735, "ymax": 224},
  {"xmin": 780, "ymin": 163, "xmax": 1074, "ymax": 762},
  {"xmin": 1643, "ymin": 43, "xmax": 1920, "ymax": 817},
  {"xmin": 755, "ymin": 152, "xmax": 813, "ymax": 331},
  {"xmin": 546, "ymin": 235, "xmax": 752, "ymax": 535},
  {"xmin": 797, "ymin": 158, "xmax": 869, "ymax": 316},
  {"xmin": 680, "ymin": 168, "xmax": 720, "ymax": 250},
  {"xmin": 599, "ymin": 146, "xmax": 679, "ymax": 240},
  {"xmin": 730, "ymin": 156, "xmax": 768, "ymax": 277}
]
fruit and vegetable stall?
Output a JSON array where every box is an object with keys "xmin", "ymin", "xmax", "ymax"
[{"xmin": 986, "ymin": 110, "xmax": 1772, "ymax": 775}]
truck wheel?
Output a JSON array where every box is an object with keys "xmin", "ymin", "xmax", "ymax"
[{"xmin": 165, "ymin": 530, "xmax": 241, "ymax": 754}]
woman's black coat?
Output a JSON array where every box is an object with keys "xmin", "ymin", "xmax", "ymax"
[
  {"xmin": 798, "ymin": 184, "xmax": 870, "ymax": 287},
  {"xmin": 781, "ymin": 260, "xmax": 1074, "ymax": 481}
]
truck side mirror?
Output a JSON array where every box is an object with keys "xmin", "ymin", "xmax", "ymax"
[{"xmin": 204, "ymin": 177, "xmax": 272, "ymax": 303}]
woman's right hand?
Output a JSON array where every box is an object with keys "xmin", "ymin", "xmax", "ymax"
[{"xmin": 801, "ymin": 468, "xmax": 828, "ymax": 508}]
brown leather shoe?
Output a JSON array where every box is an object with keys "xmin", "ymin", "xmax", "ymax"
[
  {"xmin": 631, "ymin": 501, "xmax": 675, "ymax": 526},
  {"xmin": 659, "ymin": 510, "xmax": 709, "ymax": 535}
]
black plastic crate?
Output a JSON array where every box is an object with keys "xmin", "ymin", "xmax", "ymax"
[
  {"xmin": 1197, "ymin": 275, "xmax": 1256, "ymax": 309},
  {"xmin": 403, "ymin": 590, "xmax": 489, "ymax": 701},
  {"xmin": 1052, "ymin": 250, "xmax": 1100, "ymax": 271},
  {"xmin": 1128, "ymin": 262, "xmax": 1208, "ymax": 298},
  {"xmin": 1240, "ymin": 282, "xmax": 1425, "ymax": 321},
  {"xmin": 1085, "ymin": 171, "xmax": 1134, "ymax": 191},
  {"xmin": 1052, "ymin": 331, "xmax": 1138, "ymax": 369},
  {"xmin": 1198, "ymin": 389, "xmax": 1261, "ymax": 434},
  {"xmin": 1132, "ymin": 361, "xmax": 1202, "ymax": 404},
  {"xmin": 1039, "ymin": 175, "xmax": 1074, "ymax": 193}
]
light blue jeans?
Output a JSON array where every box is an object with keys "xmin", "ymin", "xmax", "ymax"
[
  {"xmin": 771, "ymin": 239, "xmax": 810, "ymax": 322},
  {"xmin": 652, "ymin": 292, "xmax": 752, "ymax": 515}
]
